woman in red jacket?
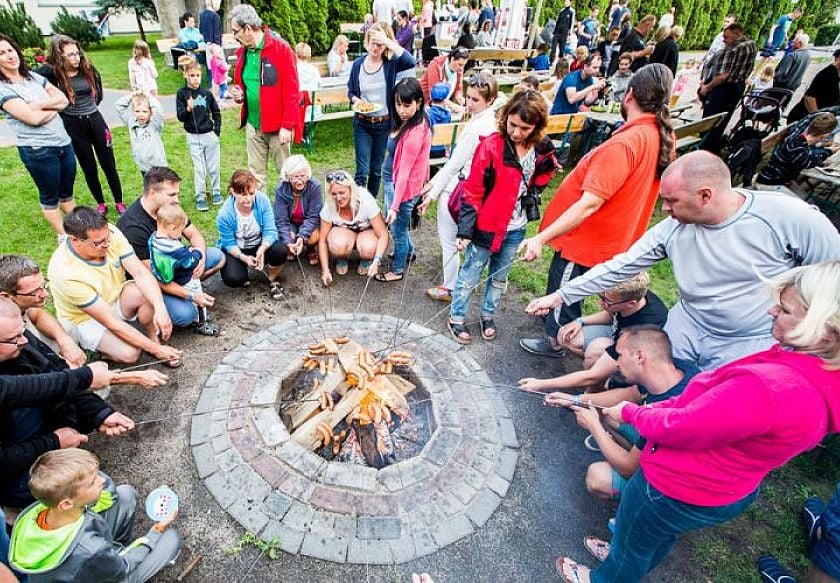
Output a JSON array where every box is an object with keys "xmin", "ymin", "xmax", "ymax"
[{"xmin": 448, "ymin": 89, "xmax": 558, "ymax": 343}]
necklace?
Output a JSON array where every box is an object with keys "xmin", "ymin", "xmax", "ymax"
[{"xmin": 363, "ymin": 58, "xmax": 383, "ymax": 75}]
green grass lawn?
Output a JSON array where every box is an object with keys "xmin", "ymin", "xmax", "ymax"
[
  {"xmin": 87, "ymin": 34, "xmax": 193, "ymax": 95},
  {"xmin": 0, "ymin": 47, "xmax": 833, "ymax": 580}
]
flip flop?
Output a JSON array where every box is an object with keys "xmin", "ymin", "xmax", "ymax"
[
  {"xmin": 555, "ymin": 557, "xmax": 588, "ymax": 583},
  {"xmin": 584, "ymin": 536, "xmax": 610, "ymax": 562},
  {"xmin": 336, "ymin": 259, "xmax": 349, "ymax": 275},
  {"xmin": 374, "ymin": 271, "xmax": 404, "ymax": 282}
]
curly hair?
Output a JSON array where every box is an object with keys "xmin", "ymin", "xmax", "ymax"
[{"xmin": 46, "ymin": 35, "xmax": 99, "ymax": 105}]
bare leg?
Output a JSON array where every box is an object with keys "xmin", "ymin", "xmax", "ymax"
[
  {"xmin": 807, "ymin": 566, "xmax": 838, "ymax": 583},
  {"xmin": 118, "ymin": 282, "xmax": 158, "ymax": 340},
  {"xmin": 558, "ymin": 326, "xmax": 586, "ymax": 358},
  {"xmin": 355, "ymin": 229, "xmax": 378, "ymax": 260},
  {"xmin": 585, "ymin": 461, "xmax": 617, "ymax": 501},
  {"xmin": 266, "ymin": 264, "xmax": 284, "ymax": 282},
  {"xmin": 327, "ymin": 227, "xmax": 357, "ymax": 259},
  {"xmin": 42, "ymin": 209, "xmax": 65, "ymax": 235}
]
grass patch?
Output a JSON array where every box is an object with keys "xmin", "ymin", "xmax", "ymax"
[{"xmin": 87, "ymin": 34, "xmax": 192, "ymax": 96}]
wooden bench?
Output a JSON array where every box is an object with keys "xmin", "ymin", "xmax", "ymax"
[
  {"xmin": 340, "ymin": 23, "xmax": 365, "ymax": 59},
  {"xmin": 673, "ymin": 112, "xmax": 729, "ymax": 153},
  {"xmin": 303, "ymin": 86, "xmax": 355, "ymax": 152},
  {"xmin": 156, "ymin": 35, "xmax": 239, "ymax": 68}
]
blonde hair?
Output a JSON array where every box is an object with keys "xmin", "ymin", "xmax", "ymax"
[
  {"xmin": 759, "ymin": 64, "xmax": 774, "ymax": 82},
  {"xmin": 281, "ymin": 155, "xmax": 313, "ymax": 181},
  {"xmin": 29, "ymin": 449, "xmax": 99, "ymax": 508},
  {"xmin": 324, "ymin": 173, "xmax": 363, "ymax": 215},
  {"xmin": 574, "ymin": 45, "xmax": 589, "ymax": 60},
  {"xmin": 365, "ymin": 21, "xmax": 396, "ymax": 60},
  {"xmin": 130, "ymin": 92, "xmax": 151, "ymax": 111},
  {"xmin": 133, "ymin": 39, "xmax": 151, "ymax": 59},
  {"xmin": 607, "ymin": 271, "xmax": 650, "ymax": 302},
  {"xmin": 654, "ymin": 26, "xmax": 670, "ymax": 43},
  {"xmin": 670, "ymin": 25, "xmax": 684, "ymax": 40},
  {"xmin": 295, "ymin": 42, "xmax": 312, "ymax": 61},
  {"xmin": 157, "ymin": 204, "xmax": 188, "ymax": 229},
  {"xmin": 332, "ymin": 34, "xmax": 349, "ymax": 52},
  {"xmin": 770, "ymin": 261, "xmax": 840, "ymax": 369}
]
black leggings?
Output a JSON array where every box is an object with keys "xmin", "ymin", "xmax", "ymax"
[
  {"xmin": 61, "ymin": 111, "xmax": 123, "ymax": 205},
  {"xmin": 221, "ymin": 241, "xmax": 287, "ymax": 287}
]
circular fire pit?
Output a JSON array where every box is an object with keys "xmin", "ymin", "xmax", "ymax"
[{"xmin": 191, "ymin": 314, "xmax": 520, "ymax": 564}]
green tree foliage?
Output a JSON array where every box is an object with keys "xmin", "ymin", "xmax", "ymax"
[
  {"xmin": 96, "ymin": 0, "xmax": 158, "ymax": 42},
  {"xmin": 50, "ymin": 7, "xmax": 103, "ymax": 49},
  {"xmin": 0, "ymin": 0, "xmax": 43, "ymax": 49}
]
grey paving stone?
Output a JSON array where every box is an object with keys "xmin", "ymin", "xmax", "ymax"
[
  {"xmin": 451, "ymin": 481, "xmax": 478, "ymax": 505},
  {"xmin": 193, "ymin": 385, "xmax": 218, "ymax": 414},
  {"xmin": 357, "ymin": 516, "xmax": 402, "ymax": 540},
  {"xmin": 498, "ymin": 417, "xmax": 520, "ymax": 448},
  {"xmin": 216, "ymin": 447, "xmax": 244, "ymax": 473},
  {"xmin": 228, "ymin": 497, "xmax": 269, "ymax": 534},
  {"xmin": 251, "ymin": 406, "xmax": 288, "ymax": 447},
  {"xmin": 300, "ymin": 532, "xmax": 348, "ymax": 563},
  {"xmin": 322, "ymin": 462, "xmax": 378, "ymax": 491},
  {"xmin": 287, "ymin": 451, "xmax": 325, "ymax": 480},
  {"xmin": 438, "ymin": 492, "xmax": 466, "ymax": 517},
  {"xmin": 192, "ymin": 443, "xmax": 217, "ymax": 479},
  {"xmin": 470, "ymin": 453, "xmax": 495, "ymax": 476},
  {"xmin": 346, "ymin": 538, "xmax": 394, "ymax": 564},
  {"xmin": 496, "ymin": 447, "xmax": 519, "ymax": 482},
  {"xmin": 412, "ymin": 528, "xmax": 438, "ymax": 559},
  {"xmin": 225, "ymin": 464, "xmax": 271, "ymax": 503},
  {"xmin": 275, "ymin": 439, "xmax": 307, "ymax": 466},
  {"xmin": 308, "ymin": 509, "xmax": 336, "ymax": 535},
  {"xmin": 204, "ymin": 471, "xmax": 236, "ymax": 510},
  {"xmin": 189, "ymin": 413, "xmax": 209, "ymax": 446},
  {"xmin": 211, "ymin": 434, "xmax": 231, "ymax": 454},
  {"xmin": 282, "ymin": 500, "xmax": 315, "ymax": 532},
  {"xmin": 210, "ymin": 416, "xmax": 227, "ymax": 438},
  {"xmin": 389, "ymin": 535, "xmax": 418, "ymax": 564},
  {"xmin": 376, "ymin": 465, "xmax": 403, "ymax": 492},
  {"xmin": 332, "ymin": 513, "xmax": 357, "ymax": 539},
  {"xmin": 465, "ymin": 487, "xmax": 502, "ymax": 528},
  {"xmin": 261, "ymin": 492, "xmax": 292, "ymax": 520},
  {"xmin": 429, "ymin": 513, "xmax": 474, "ymax": 548},
  {"xmin": 261, "ymin": 520, "xmax": 304, "ymax": 554},
  {"xmin": 485, "ymin": 473, "xmax": 511, "ymax": 498}
]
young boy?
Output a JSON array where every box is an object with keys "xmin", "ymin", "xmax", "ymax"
[
  {"xmin": 176, "ymin": 61, "xmax": 222, "ymax": 211},
  {"xmin": 114, "ymin": 91, "xmax": 168, "ymax": 177},
  {"xmin": 528, "ymin": 43, "xmax": 551, "ymax": 72},
  {"xmin": 427, "ymin": 82, "xmax": 452, "ymax": 172},
  {"xmin": 608, "ymin": 52, "xmax": 633, "ymax": 103},
  {"xmin": 8, "ymin": 449, "xmax": 180, "ymax": 582},
  {"xmin": 149, "ymin": 204, "xmax": 219, "ymax": 336},
  {"xmin": 757, "ymin": 112, "xmax": 838, "ymax": 192}
]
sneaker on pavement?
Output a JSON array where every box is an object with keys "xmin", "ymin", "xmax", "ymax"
[
  {"xmin": 519, "ymin": 337, "xmax": 566, "ymax": 357},
  {"xmin": 756, "ymin": 555, "xmax": 797, "ymax": 583},
  {"xmin": 212, "ymin": 192, "xmax": 224, "ymax": 205},
  {"xmin": 195, "ymin": 197, "xmax": 210, "ymax": 212}
]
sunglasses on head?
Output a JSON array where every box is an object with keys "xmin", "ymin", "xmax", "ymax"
[
  {"xmin": 468, "ymin": 74, "xmax": 489, "ymax": 88},
  {"xmin": 326, "ymin": 171, "xmax": 352, "ymax": 184}
]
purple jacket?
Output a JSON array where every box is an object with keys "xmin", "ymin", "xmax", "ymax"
[{"xmin": 274, "ymin": 178, "xmax": 323, "ymax": 245}]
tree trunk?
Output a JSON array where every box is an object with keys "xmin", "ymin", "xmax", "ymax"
[
  {"xmin": 153, "ymin": 0, "xmax": 186, "ymax": 38},
  {"xmin": 135, "ymin": 11, "xmax": 147, "ymax": 42},
  {"xmin": 222, "ymin": 0, "xmax": 240, "ymax": 33}
]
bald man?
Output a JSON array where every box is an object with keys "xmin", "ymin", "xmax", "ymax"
[{"xmin": 526, "ymin": 151, "xmax": 840, "ymax": 370}]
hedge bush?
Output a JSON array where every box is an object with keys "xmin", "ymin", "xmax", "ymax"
[
  {"xmin": 50, "ymin": 7, "xmax": 103, "ymax": 49},
  {"xmin": 815, "ymin": 23, "xmax": 840, "ymax": 46},
  {"xmin": 0, "ymin": 0, "xmax": 43, "ymax": 50},
  {"xmin": 249, "ymin": 0, "xmax": 839, "ymax": 54}
]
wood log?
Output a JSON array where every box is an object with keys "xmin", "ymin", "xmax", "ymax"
[
  {"xmin": 385, "ymin": 374, "xmax": 416, "ymax": 396},
  {"xmin": 366, "ymin": 375, "xmax": 411, "ymax": 417},
  {"xmin": 293, "ymin": 386, "xmax": 367, "ymax": 450},
  {"xmin": 286, "ymin": 364, "xmax": 346, "ymax": 431}
]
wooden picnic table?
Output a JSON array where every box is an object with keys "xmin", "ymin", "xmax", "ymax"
[{"xmin": 797, "ymin": 151, "xmax": 840, "ymax": 216}]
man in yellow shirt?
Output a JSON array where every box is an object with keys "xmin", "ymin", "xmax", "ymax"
[{"xmin": 48, "ymin": 207, "xmax": 181, "ymax": 365}]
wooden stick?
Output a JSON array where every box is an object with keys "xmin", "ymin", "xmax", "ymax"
[{"xmin": 176, "ymin": 554, "xmax": 203, "ymax": 581}]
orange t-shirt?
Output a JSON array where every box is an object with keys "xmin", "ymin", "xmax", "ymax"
[{"xmin": 540, "ymin": 114, "xmax": 667, "ymax": 266}]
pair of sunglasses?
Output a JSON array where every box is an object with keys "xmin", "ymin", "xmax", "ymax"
[{"xmin": 326, "ymin": 171, "xmax": 352, "ymax": 184}]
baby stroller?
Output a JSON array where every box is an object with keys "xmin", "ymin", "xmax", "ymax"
[{"xmin": 729, "ymin": 87, "xmax": 794, "ymax": 140}]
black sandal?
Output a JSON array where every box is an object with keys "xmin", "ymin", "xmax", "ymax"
[
  {"xmin": 480, "ymin": 318, "xmax": 497, "ymax": 341},
  {"xmin": 269, "ymin": 282, "xmax": 285, "ymax": 300},
  {"xmin": 192, "ymin": 321, "xmax": 220, "ymax": 337},
  {"xmin": 374, "ymin": 271, "xmax": 404, "ymax": 282},
  {"xmin": 448, "ymin": 320, "xmax": 472, "ymax": 344}
]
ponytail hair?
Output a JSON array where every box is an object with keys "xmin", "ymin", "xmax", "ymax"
[{"xmin": 627, "ymin": 63, "xmax": 674, "ymax": 177}]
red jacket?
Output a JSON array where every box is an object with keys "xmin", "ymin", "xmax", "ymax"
[
  {"xmin": 419, "ymin": 55, "xmax": 463, "ymax": 104},
  {"xmin": 233, "ymin": 28, "xmax": 299, "ymax": 134},
  {"xmin": 457, "ymin": 133, "xmax": 558, "ymax": 252}
]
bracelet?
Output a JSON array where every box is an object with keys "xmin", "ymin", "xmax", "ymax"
[
  {"xmin": 574, "ymin": 394, "xmax": 581, "ymax": 406},
  {"xmin": 373, "ymin": 254, "xmax": 382, "ymax": 263},
  {"xmin": 575, "ymin": 317, "xmax": 585, "ymax": 326},
  {"xmin": 188, "ymin": 290, "xmax": 195, "ymax": 302}
]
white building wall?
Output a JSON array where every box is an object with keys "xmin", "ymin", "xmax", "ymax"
[{"xmin": 25, "ymin": 0, "xmax": 161, "ymax": 35}]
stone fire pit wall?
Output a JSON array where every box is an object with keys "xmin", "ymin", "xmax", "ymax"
[{"xmin": 190, "ymin": 314, "xmax": 520, "ymax": 564}]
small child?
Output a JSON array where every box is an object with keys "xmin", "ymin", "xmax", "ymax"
[
  {"xmin": 114, "ymin": 91, "xmax": 167, "ymax": 177},
  {"xmin": 750, "ymin": 64, "xmax": 775, "ymax": 93},
  {"xmin": 528, "ymin": 42, "xmax": 551, "ymax": 72},
  {"xmin": 8, "ymin": 449, "xmax": 180, "ymax": 582},
  {"xmin": 672, "ymin": 55, "xmax": 699, "ymax": 105},
  {"xmin": 517, "ymin": 75, "xmax": 541, "ymax": 92},
  {"xmin": 427, "ymin": 82, "xmax": 452, "ymax": 165},
  {"xmin": 176, "ymin": 61, "xmax": 222, "ymax": 211},
  {"xmin": 149, "ymin": 204, "xmax": 219, "ymax": 336},
  {"xmin": 208, "ymin": 43, "xmax": 230, "ymax": 101},
  {"xmin": 757, "ymin": 112, "xmax": 838, "ymax": 191},
  {"xmin": 608, "ymin": 52, "xmax": 633, "ymax": 103},
  {"xmin": 128, "ymin": 39, "xmax": 158, "ymax": 96}
]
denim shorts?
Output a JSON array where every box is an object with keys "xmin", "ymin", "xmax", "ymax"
[{"xmin": 18, "ymin": 143, "xmax": 76, "ymax": 209}]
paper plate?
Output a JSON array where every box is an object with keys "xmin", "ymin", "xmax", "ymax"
[
  {"xmin": 145, "ymin": 486, "xmax": 179, "ymax": 522},
  {"xmin": 352, "ymin": 102, "xmax": 384, "ymax": 115}
]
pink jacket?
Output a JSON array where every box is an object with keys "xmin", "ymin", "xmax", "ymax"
[
  {"xmin": 622, "ymin": 345, "xmax": 840, "ymax": 506},
  {"xmin": 391, "ymin": 122, "xmax": 432, "ymax": 212}
]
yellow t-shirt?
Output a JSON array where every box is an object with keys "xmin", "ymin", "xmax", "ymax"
[{"xmin": 48, "ymin": 225, "xmax": 135, "ymax": 325}]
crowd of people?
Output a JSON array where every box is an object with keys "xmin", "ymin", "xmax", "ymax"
[{"xmin": 0, "ymin": 1, "xmax": 840, "ymax": 582}]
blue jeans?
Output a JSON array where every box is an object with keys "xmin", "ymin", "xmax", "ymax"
[
  {"xmin": 353, "ymin": 116, "xmax": 390, "ymax": 197},
  {"xmin": 389, "ymin": 197, "xmax": 418, "ymax": 274},
  {"xmin": 450, "ymin": 229, "xmax": 525, "ymax": 322},
  {"xmin": 811, "ymin": 483, "xmax": 840, "ymax": 578},
  {"xmin": 591, "ymin": 471, "xmax": 758, "ymax": 583},
  {"xmin": 162, "ymin": 247, "xmax": 224, "ymax": 327},
  {"xmin": 18, "ymin": 143, "xmax": 76, "ymax": 209}
]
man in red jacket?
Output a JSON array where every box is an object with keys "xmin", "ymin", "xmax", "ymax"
[
  {"xmin": 518, "ymin": 63, "xmax": 675, "ymax": 358},
  {"xmin": 228, "ymin": 4, "xmax": 300, "ymax": 192}
]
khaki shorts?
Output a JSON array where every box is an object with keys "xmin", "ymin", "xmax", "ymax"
[{"xmin": 61, "ymin": 294, "xmax": 136, "ymax": 351}]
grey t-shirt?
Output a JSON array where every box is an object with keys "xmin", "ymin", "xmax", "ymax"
[
  {"xmin": 62, "ymin": 74, "xmax": 98, "ymax": 117},
  {"xmin": 358, "ymin": 65, "xmax": 388, "ymax": 117},
  {"xmin": 0, "ymin": 72, "xmax": 71, "ymax": 148}
]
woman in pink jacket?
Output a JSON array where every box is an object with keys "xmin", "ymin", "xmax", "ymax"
[
  {"xmin": 377, "ymin": 78, "xmax": 431, "ymax": 282},
  {"xmin": 557, "ymin": 261, "xmax": 840, "ymax": 583}
]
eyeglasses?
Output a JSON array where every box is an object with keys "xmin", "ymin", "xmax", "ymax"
[
  {"xmin": 451, "ymin": 47, "xmax": 470, "ymax": 60},
  {"xmin": 326, "ymin": 171, "xmax": 352, "ymax": 184},
  {"xmin": 468, "ymin": 74, "xmax": 489, "ymax": 88},
  {"xmin": 597, "ymin": 294, "xmax": 635, "ymax": 309},
  {"xmin": 63, "ymin": 51, "xmax": 81, "ymax": 59},
  {"xmin": 288, "ymin": 174, "xmax": 309, "ymax": 183},
  {"xmin": 78, "ymin": 233, "xmax": 111, "ymax": 248},
  {"xmin": 0, "ymin": 332, "xmax": 26, "ymax": 347},
  {"xmin": 12, "ymin": 281, "xmax": 49, "ymax": 297},
  {"xmin": 231, "ymin": 26, "xmax": 243, "ymax": 35}
]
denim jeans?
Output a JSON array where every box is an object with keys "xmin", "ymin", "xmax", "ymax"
[
  {"xmin": 591, "ymin": 470, "xmax": 758, "ymax": 583},
  {"xmin": 353, "ymin": 116, "xmax": 390, "ymax": 197},
  {"xmin": 811, "ymin": 483, "xmax": 840, "ymax": 578},
  {"xmin": 162, "ymin": 247, "xmax": 224, "ymax": 326},
  {"xmin": 450, "ymin": 228, "xmax": 525, "ymax": 321},
  {"xmin": 18, "ymin": 143, "xmax": 76, "ymax": 209},
  {"xmin": 390, "ymin": 197, "xmax": 418, "ymax": 274}
]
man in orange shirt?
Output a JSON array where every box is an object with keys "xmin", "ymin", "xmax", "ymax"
[{"xmin": 519, "ymin": 63, "xmax": 675, "ymax": 357}]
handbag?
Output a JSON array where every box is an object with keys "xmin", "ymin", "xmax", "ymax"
[{"xmin": 446, "ymin": 179, "xmax": 467, "ymax": 222}]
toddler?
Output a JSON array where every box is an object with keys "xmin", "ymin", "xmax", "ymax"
[
  {"xmin": 208, "ymin": 43, "xmax": 229, "ymax": 100},
  {"xmin": 114, "ymin": 91, "xmax": 167, "ymax": 176},
  {"xmin": 128, "ymin": 39, "xmax": 158, "ymax": 96}
]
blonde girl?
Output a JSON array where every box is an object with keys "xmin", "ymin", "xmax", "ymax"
[{"xmin": 127, "ymin": 39, "xmax": 158, "ymax": 96}]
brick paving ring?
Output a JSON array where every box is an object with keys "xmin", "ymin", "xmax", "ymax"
[{"xmin": 190, "ymin": 313, "xmax": 520, "ymax": 564}]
